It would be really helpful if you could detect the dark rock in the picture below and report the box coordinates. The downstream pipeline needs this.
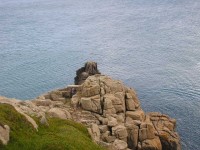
[74,61,101,85]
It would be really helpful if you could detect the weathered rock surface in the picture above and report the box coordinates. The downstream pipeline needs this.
[88,123,101,143]
[148,112,181,150]
[71,74,181,150]
[0,62,181,149]
[48,108,71,120]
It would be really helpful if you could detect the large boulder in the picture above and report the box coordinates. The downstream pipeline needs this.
[148,112,181,150]
[107,116,118,127]
[125,109,145,121]
[80,95,102,114]
[112,125,128,141]
[48,108,71,120]
[88,123,101,143]
[81,76,101,97]
[139,123,156,141]
[138,136,162,150]
[32,99,52,106]
[76,75,126,117]
[126,124,139,150]
[112,139,128,150]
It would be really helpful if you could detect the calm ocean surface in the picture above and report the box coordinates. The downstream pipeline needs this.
[0,0,200,149]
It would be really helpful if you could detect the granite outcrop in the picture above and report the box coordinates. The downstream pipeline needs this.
[0,62,181,150]
[71,74,181,150]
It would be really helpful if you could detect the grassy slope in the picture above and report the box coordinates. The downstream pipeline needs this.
[0,104,104,150]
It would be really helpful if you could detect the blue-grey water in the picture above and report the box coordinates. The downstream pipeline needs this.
[0,0,200,149]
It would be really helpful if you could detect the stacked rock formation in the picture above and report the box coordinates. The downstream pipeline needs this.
[74,61,101,85]
[0,62,181,149]
[71,74,181,150]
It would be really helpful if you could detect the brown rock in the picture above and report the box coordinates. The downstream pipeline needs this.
[50,91,63,101]
[114,105,125,113]
[113,139,128,150]
[102,131,116,143]
[48,108,71,120]
[116,114,125,123]
[80,95,101,114]
[81,86,100,97]
[125,98,136,111]
[89,123,101,143]
[102,118,109,125]
[126,109,145,121]
[103,94,125,115]
[138,136,162,150]
[125,89,140,109]
[71,94,80,108]
[104,97,114,110]
[148,112,181,150]
[106,136,116,143]
[33,99,52,106]
[126,124,139,150]
[114,92,125,101]
[139,123,156,141]
[99,125,109,133]
[100,76,124,94]
[112,125,128,141]
[103,108,116,116]
[108,116,118,127]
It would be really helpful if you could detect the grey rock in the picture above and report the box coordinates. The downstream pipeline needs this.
[0,125,10,145]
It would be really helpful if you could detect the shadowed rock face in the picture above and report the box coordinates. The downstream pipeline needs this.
[74,62,101,85]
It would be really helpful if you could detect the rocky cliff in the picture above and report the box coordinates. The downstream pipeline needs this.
[0,62,181,150]
[71,74,181,150]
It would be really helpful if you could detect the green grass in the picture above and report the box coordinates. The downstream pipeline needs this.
[0,104,104,150]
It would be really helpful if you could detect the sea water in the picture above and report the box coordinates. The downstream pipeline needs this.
[0,0,200,149]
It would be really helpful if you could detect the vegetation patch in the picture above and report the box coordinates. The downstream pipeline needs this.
[0,103,104,150]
